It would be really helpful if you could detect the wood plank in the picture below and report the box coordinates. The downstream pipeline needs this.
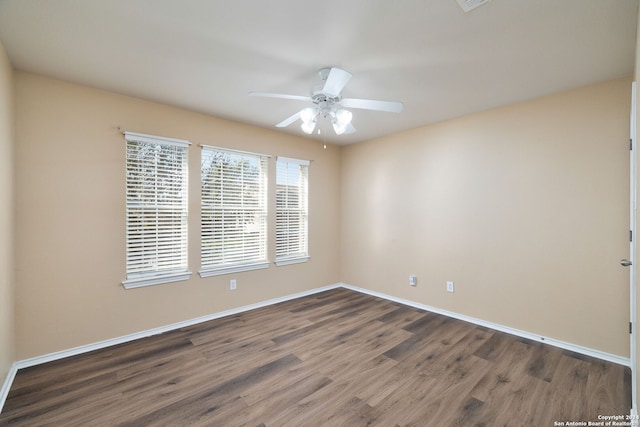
[0,288,630,426]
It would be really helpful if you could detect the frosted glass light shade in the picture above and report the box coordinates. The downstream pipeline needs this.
[332,109,352,135]
[300,107,317,124]
[301,120,316,134]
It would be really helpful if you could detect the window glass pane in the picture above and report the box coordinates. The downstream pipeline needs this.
[201,147,268,274]
[276,158,309,262]
[125,135,189,281]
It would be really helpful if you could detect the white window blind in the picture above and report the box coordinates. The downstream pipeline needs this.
[275,157,309,265]
[200,146,269,276]
[123,132,191,289]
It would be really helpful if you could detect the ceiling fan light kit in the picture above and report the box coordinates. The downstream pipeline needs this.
[250,67,403,137]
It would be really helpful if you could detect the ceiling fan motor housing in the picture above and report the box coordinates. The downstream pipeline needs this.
[311,87,340,109]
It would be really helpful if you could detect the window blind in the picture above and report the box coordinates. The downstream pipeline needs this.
[123,132,190,288]
[275,157,309,265]
[200,146,269,276]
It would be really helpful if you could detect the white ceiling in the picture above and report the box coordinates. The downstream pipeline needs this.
[0,0,637,145]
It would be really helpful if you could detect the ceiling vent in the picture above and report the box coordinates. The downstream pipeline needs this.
[456,0,491,12]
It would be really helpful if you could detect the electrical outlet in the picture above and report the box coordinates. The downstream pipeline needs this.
[230,279,237,290]
[409,275,417,286]
[447,281,454,293]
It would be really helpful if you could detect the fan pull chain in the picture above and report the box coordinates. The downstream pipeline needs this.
[319,125,327,149]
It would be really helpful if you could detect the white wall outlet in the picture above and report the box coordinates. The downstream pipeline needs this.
[409,275,417,286]
[230,279,237,290]
[447,281,454,293]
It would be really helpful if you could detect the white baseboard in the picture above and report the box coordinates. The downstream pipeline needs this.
[14,283,342,371]
[0,281,631,415]
[0,283,342,414]
[340,282,631,367]
[0,363,17,415]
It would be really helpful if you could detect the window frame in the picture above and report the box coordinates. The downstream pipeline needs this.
[122,132,192,289]
[199,145,270,277]
[275,156,310,266]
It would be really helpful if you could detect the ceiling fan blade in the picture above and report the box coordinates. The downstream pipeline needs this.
[341,98,403,113]
[249,92,311,102]
[322,68,352,97]
[276,111,303,128]
[344,123,357,135]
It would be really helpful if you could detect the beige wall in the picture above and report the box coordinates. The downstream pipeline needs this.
[13,72,341,359]
[0,40,15,385]
[341,76,632,357]
[8,67,634,365]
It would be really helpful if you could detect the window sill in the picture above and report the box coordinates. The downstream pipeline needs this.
[199,262,270,278]
[122,271,192,289]
[275,256,309,267]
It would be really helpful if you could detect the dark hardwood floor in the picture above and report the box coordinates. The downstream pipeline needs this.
[0,288,631,426]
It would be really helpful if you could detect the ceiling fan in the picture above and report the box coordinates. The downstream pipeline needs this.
[249,67,403,136]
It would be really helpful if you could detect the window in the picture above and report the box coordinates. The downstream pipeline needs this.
[122,132,191,289]
[276,157,309,265]
[200,146,269,276]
